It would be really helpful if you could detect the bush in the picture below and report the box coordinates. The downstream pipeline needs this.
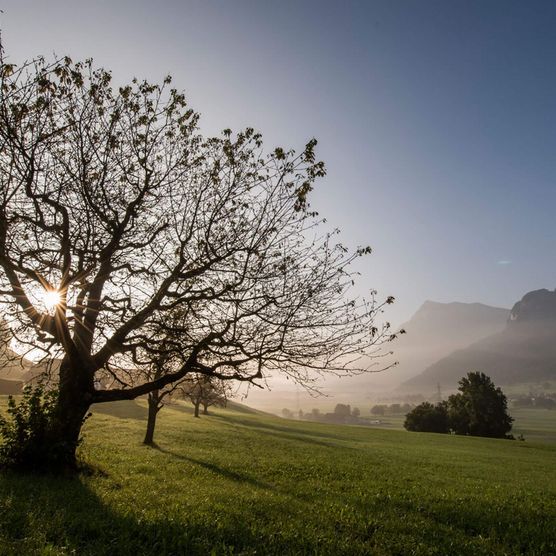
[404,402,449,433]
[0,384,58,471]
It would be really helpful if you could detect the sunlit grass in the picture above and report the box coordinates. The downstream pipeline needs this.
[0,399,555,555]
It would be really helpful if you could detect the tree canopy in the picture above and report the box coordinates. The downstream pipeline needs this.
[404,372,513,439]
[0,50,398,469]
[447,372,513,438]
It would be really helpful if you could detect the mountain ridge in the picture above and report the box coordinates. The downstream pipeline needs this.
[402,288,556,391]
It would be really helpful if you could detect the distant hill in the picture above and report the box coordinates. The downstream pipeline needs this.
[0,322,34,385]
[333,300,510,394]
[0,378,23,395]
[0,317,60,392]
[402,289,556,391]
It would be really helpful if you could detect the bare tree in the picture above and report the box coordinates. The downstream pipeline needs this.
[138,342,186,446]
[0,51,400,470]
[178,374,232,418]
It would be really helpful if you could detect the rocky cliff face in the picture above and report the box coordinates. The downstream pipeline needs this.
[509,288,556,324]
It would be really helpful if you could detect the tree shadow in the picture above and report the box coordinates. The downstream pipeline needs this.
[0,469,312,555]
[151,445,275,491]
[90,400,195,422]
[213,413,359,447]
[90,400,148,421]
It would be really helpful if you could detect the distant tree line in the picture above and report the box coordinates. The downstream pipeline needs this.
[282,402,421,424]
[282,404,363,425]
[404,372,514,439]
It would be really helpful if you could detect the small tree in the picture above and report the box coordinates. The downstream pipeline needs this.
[448,372,513,438]
[403,402,449,433]
[178,374,231,418]
[140,356,186,445]
[311,408,321,420]
[334,404,351,418]
[370,404,386,416]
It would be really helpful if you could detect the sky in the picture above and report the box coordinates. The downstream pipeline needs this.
[2,0,556,328]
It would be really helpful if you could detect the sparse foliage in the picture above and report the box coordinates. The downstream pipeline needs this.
[0,48,397,469]
[177,374,231,417]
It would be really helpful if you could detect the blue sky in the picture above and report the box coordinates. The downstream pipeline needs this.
[2,0,556,326]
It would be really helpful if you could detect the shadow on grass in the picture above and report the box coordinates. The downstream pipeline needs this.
[151,444,275,491]
[90,400,196,421]
[0,470,309,556]
[213,413,359,447]
[363,490,556,555]
[90,400,148,421]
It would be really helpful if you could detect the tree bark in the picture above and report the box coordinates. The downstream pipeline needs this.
[194,401,200,418]
[46,356,94,470]
[143,390,160,445]
[202,402,209,415]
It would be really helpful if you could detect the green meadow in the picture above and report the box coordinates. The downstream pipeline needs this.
[0,398,555,555]
[360,406,556,444]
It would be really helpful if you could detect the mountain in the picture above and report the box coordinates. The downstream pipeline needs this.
[333,300,510,394]
[402,289,556,391]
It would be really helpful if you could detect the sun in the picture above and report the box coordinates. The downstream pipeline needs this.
[43,290,61,311]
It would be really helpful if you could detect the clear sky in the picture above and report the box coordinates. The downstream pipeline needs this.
[2,0,556,326]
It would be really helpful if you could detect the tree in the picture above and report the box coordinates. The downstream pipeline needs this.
[310,408,321,420]
[177,374,231,418]
[334,404,352,418]
[447,372,513,438]
[139,341,187,445]
[403,402,449,433]
[404,373,514,439]
[370,404,386,416]
[281,408,294,419]
[0,50,399,471]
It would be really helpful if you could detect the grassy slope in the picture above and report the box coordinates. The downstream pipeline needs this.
[0,400,555,555]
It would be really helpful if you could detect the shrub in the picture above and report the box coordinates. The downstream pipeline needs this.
[404,402,449,433]
[0,384,59,471]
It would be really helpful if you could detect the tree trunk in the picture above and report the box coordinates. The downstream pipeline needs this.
[202,402,209,415]
[194,401,200,418]
[46,356,94,471]
[143,390,160,445]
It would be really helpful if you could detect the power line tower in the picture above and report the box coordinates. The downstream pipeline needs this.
[436,383,442,403]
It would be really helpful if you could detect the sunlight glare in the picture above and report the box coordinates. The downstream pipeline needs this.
[43,290,61,311]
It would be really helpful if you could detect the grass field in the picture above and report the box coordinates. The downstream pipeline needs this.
[356,406,556,444]
[0,398,555,555]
